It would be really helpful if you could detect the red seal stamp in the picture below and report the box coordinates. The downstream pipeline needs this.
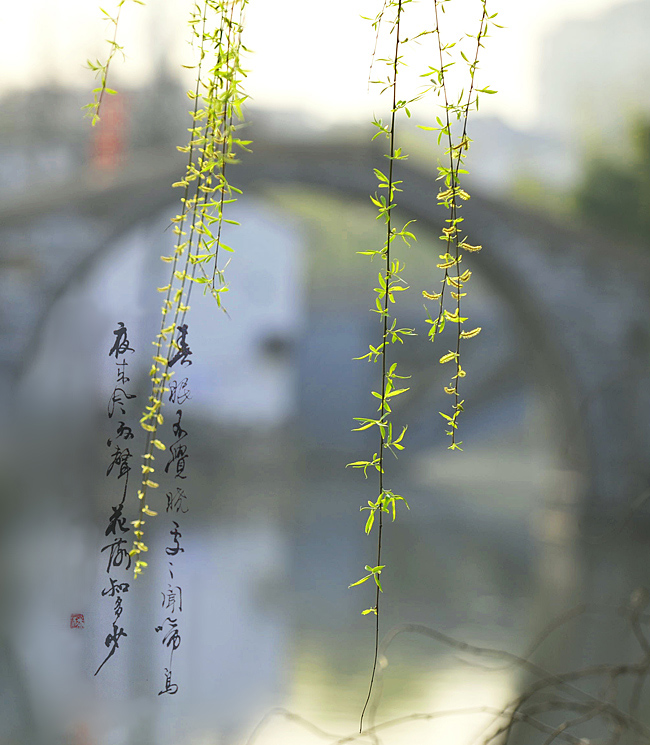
[70,613,85,629]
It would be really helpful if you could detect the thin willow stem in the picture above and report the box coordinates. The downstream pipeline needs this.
[359,0,402,732]
[129,0,211,570]
[428,0,489,448]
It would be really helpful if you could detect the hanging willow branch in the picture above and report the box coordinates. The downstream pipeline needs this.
[421,0,500,449]
[348,0,419,730]
[348,0,500,729]
[128,0,250,577]
[84,0,145,125]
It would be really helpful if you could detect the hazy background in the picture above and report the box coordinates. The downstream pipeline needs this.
[2,1,650,744]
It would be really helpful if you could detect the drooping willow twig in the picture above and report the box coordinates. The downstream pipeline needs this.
[422,0,499,449]
[128,0,250,576]
[84,0,145,125]
[348,0,418,731]
[349,0,498,728]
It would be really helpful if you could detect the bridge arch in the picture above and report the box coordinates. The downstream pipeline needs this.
[2,136,648,521]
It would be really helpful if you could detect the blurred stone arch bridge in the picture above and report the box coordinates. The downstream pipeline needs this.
[1,135,649,527]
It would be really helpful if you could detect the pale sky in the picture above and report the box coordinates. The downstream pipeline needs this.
[0,0,636,130]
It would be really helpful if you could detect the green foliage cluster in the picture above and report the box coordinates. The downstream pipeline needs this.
[575,119,650,246]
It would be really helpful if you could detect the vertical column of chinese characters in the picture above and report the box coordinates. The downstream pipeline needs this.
[156,324,192,696]
[96,322,137,676]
